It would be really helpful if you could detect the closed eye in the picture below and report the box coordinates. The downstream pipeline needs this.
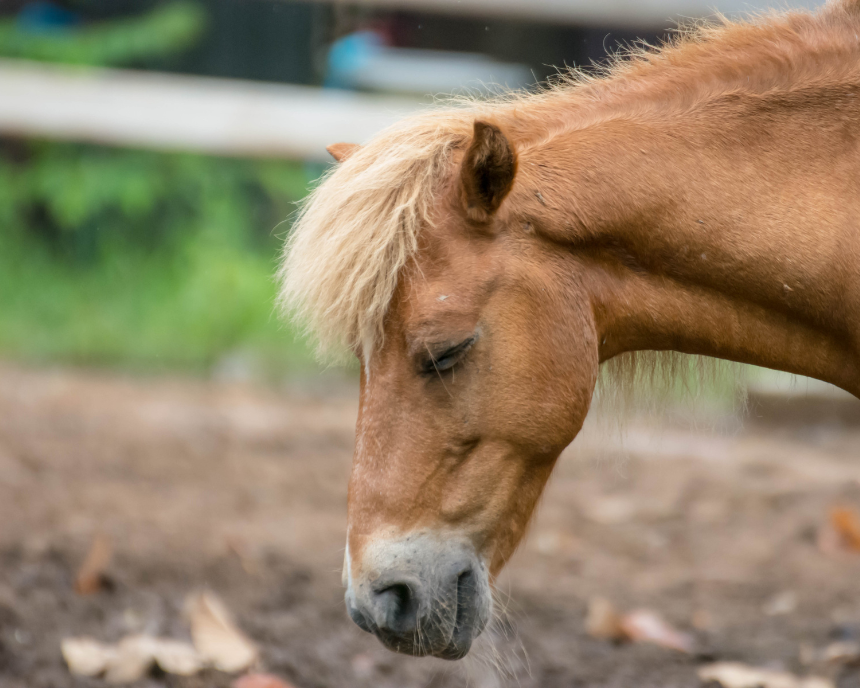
[420,336,476,376]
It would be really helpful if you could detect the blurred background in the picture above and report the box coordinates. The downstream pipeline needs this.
[3,2,860,688]
[0,0,826,378]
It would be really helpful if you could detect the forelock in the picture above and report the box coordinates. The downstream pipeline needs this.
[278,110,474,361]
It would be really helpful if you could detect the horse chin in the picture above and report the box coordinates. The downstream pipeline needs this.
[347,587,490,660]
[373,609,487,660]
[375,627,478,660]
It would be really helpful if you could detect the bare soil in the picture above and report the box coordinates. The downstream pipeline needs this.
[1,363,859,688]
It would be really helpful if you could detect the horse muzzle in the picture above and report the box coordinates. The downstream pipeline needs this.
[344,534,491,659]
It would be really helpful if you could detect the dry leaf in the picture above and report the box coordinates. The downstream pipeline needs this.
[586,597,624,641]
[830,506,860,552]
[61,637,116,677]
[62,635,203,682]
[233,673,296,688]
[585,598,694,653]
[619,609,695,653]
[74,534,113,595]
[821,640,860,664]
[698,662,835,688]
[151,638,204,676]
[104,635,158,684]
[189,592,258,672]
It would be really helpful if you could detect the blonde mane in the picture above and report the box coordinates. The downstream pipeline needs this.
[278,0,860,363]
[278,110,474,360]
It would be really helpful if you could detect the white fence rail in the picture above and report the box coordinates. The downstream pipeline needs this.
[0,59,423,162]
[300,0,823,27]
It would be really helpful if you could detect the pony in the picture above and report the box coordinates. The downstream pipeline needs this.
[280,0,860,659]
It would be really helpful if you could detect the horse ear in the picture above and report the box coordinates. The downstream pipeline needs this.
[459,120,517,223]
[326,142,360,163]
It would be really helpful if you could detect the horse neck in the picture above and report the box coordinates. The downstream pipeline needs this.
[513,85,860,396]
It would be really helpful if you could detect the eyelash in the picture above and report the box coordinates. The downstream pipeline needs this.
[421,337,476,376]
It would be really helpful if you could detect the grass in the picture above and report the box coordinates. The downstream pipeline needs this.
[0,229,316,378]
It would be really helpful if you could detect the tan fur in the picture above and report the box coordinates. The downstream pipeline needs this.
[284,2,860,657]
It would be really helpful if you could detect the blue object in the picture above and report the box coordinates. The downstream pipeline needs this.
[16,1,80,33]
[325,30,385,90]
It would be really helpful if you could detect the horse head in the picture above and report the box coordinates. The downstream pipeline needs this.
[282,117,600,658]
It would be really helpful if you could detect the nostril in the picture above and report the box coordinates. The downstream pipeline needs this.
[454,569,476,634]
[457,569,474,594]
[346,599,373,634]
[375,582,420,635]
[381,582,410,608]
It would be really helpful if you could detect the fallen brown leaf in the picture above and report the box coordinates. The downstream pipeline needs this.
[62,635,203,682]
[830,506,860,552]
[233,673,296,688]
[74,534,113,595]
[585,597,624,641]
[103,635,157,684]
[619,609,694,653]
[698,662,834,688]
[821,640,860,664]
[189,592,258,672]
[151,638,204,676]
[61,637,115,677]
[585,598,694,652]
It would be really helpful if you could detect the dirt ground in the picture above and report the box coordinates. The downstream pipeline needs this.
[1,362,859,688]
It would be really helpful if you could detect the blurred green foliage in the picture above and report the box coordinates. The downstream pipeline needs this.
[0,1,318,375]
[0,2,206,66]
[0,140,316,374]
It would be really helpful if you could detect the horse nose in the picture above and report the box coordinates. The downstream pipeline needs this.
[371,577,422,635]
[344,536,490,658]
